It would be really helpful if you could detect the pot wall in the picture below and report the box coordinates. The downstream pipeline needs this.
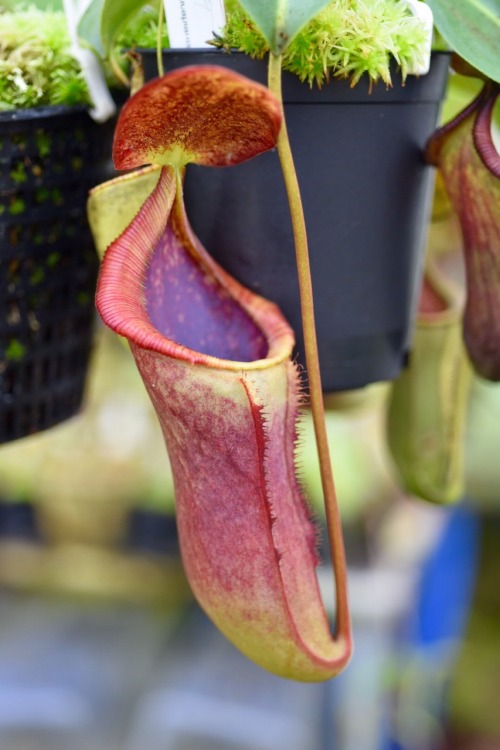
[143,51,450,392]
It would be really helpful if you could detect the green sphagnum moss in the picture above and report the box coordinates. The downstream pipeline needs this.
[0,9,91,110]
[117,4,170,51]
[216,0,430,87]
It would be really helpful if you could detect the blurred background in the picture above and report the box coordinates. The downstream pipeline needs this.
[0,212,499,750]
[1,5,500,747]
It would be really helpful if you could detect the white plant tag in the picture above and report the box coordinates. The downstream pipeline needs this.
[401,0,434,75]
[163,0,226,48]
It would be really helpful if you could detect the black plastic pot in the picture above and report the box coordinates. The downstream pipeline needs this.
[0,105,115,443]
[0,499,41,542]
[142,50,450,392]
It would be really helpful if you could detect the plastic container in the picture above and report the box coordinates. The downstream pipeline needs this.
[0,105,115,442]
[142,50,450,391]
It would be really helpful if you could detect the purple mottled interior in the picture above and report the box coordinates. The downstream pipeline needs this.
[145,224,268,362]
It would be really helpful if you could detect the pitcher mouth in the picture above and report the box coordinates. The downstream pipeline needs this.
[96,166,296,372]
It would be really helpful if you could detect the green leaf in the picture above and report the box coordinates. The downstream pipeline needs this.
[78,0,153,58]
[236,0,331,54]
[426,0,500,82]
[78,0,105,56]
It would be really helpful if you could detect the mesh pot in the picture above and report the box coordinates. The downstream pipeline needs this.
[0,105,115,443]
[142,50,450,392]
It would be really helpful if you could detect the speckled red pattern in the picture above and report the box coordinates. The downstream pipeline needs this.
[95,166,349,681]
[113,65,282,170]
[426,84,500,380]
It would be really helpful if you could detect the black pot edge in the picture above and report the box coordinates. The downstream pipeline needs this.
[0,88,127,124]
[139,48,451,104]
[0,104,91,123]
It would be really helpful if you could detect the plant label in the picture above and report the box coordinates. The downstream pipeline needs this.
[163,0,226,48]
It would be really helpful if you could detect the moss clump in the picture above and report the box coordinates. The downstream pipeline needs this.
[216,0,430,87]
[116,4,170,51]
[0,9,90,110]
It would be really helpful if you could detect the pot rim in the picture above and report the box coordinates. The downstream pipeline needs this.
[138,49,451,104]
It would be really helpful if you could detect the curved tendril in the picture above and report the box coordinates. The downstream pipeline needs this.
[156,0,165,78]
[267,51,352,658]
